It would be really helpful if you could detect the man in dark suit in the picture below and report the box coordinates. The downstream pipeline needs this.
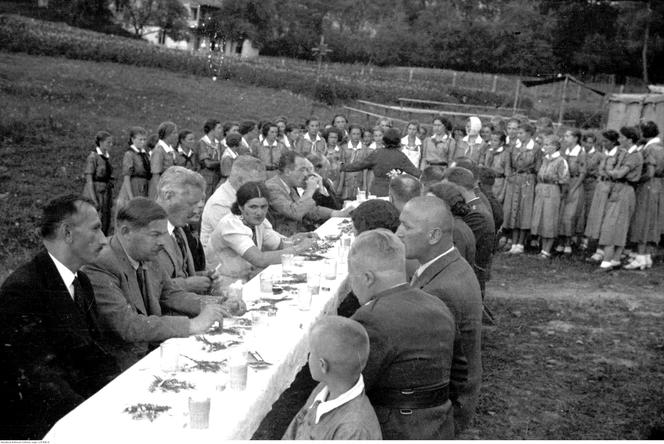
[0,195,120,439]
[154,166,219,294]
[84,198,232,370]
[397,196,483,434]
[349,229,463,439]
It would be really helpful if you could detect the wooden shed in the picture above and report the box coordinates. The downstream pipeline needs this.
[607,93,664,131]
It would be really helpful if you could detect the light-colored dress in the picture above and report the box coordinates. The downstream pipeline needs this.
[581,147,604,234]
[205,213,283,288]
[559,144,587,236]
[531,152,569,238]
[584,147,622,239]
[503,139,539,230]
[629,137,664,243]
[598,146,643,247]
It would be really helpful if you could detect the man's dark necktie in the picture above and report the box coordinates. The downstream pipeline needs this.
[173,227,190,276]
[136,262,150,314]
[73,276,87,313]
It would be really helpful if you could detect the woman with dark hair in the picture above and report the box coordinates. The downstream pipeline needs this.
[401,120,423,168]
[253,122,288,178]
[149,121,178,199]
[625,121,663,269]
[590,127,644,270]
[422,116,453,168]
[331,114,349,143]
[198,119,223,200]
[340,128,421,197]
[558,128,586,254]
[585,130,622,262]
[174,129,198,171]
[338,125,370,200]
[116,126,150,215]
[83,130,114,234]
[323,127,344,188]
[205,181,315,288]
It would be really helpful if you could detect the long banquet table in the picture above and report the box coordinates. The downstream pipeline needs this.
[45,217,354,443]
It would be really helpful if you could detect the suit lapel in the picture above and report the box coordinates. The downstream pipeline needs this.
[162,234,182,275]
[412,249,461,289]
[109,237,148,315]
[176,227,196,276]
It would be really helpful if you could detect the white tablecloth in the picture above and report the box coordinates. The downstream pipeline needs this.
[45,218,354,443]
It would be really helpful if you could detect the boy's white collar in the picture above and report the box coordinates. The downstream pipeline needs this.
[311,375,365,424]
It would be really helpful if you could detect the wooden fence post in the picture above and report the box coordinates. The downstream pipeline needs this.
[452,72,457,87]
[513,78,521,114]
[492,75,498,93]
[557,75,570,127]
[409,68,413,83]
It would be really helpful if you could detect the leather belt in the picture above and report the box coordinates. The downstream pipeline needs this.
[427,161,447,166]
[369,382,449,410]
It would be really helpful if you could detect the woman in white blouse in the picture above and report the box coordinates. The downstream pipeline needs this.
[205,181,315,288]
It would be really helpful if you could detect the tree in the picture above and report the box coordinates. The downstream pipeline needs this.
[200,0,276,49]
[114,0,189,42]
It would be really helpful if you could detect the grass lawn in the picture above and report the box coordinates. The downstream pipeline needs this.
[1,51,663,440]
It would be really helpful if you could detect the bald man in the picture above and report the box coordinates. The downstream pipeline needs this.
[283,316,381,440]
[396,196,482,434]
[388,173,422,212]
[349,230,461,439]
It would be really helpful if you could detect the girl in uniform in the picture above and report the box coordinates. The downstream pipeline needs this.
[149,121,178,200]
[504,123,539,254]
[464,116,485,164]
[337,125,369,200]
[332,114,349,143]
[531,136,570,258]
[323,127,344,189]
[585,130,622,262]
[116,126,150,213]
[450,125,469,161]
[558,129,586,254]
[362,128,374,148]
[579,132,603,250]
[485,130,509,203]
[296,117,326,155]
[400,120,423,169]
[624,121,663,270]
[422,116,452,168]
[198,119,223,200]
[174,129,198,171]
[83,131,114,234]
[595,126,643,271]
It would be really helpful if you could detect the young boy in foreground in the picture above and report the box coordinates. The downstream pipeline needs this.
[282,316,382,440]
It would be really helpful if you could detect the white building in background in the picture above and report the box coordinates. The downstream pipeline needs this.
[132,0,259,57]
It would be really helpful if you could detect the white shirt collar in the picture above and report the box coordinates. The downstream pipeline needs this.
[280,135,291,148]
[369,142,378,150]
[492,145,504,153]
[565,144,582,157]
[262,138,277,147]
[201,135,214,145]
[546,151,561,160]
[167,220,176,236]
[157,139,174,153]
[348,140,362,150]
[130,144,146,154]
[241,136,250,148]
[587,146,596,155]
[223,147,238,159]
[48,252,77,299]
[401,135,422,146]
[413,246,455,282]
[304,133,322,143]
[628,144,639,154]
[95,147,109,158]
[462,134,483,144]
[645,136,661,148]
[178,146,193,156]
[523,139,535,150]
[311,375,365,424]
[607,146,618,157]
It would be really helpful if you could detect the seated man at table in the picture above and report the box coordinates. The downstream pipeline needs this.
[84,197,233,370]
[397,196,482,434]
[154,166,220,294]
[201,155,266,248]
[282,316,382,440]
[388,173,421,213]
[266,151,350,236]
[349,229,462,439]
[0,194,119,439]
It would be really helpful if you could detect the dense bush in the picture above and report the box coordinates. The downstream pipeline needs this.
[0,14,521,108]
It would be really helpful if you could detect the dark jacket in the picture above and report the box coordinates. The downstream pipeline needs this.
[462,209,495,288]
[0,250,119,439]
[410,249,483,434]
[352,283,461,439]
[342,148,421,197]
[453,216,476,268]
